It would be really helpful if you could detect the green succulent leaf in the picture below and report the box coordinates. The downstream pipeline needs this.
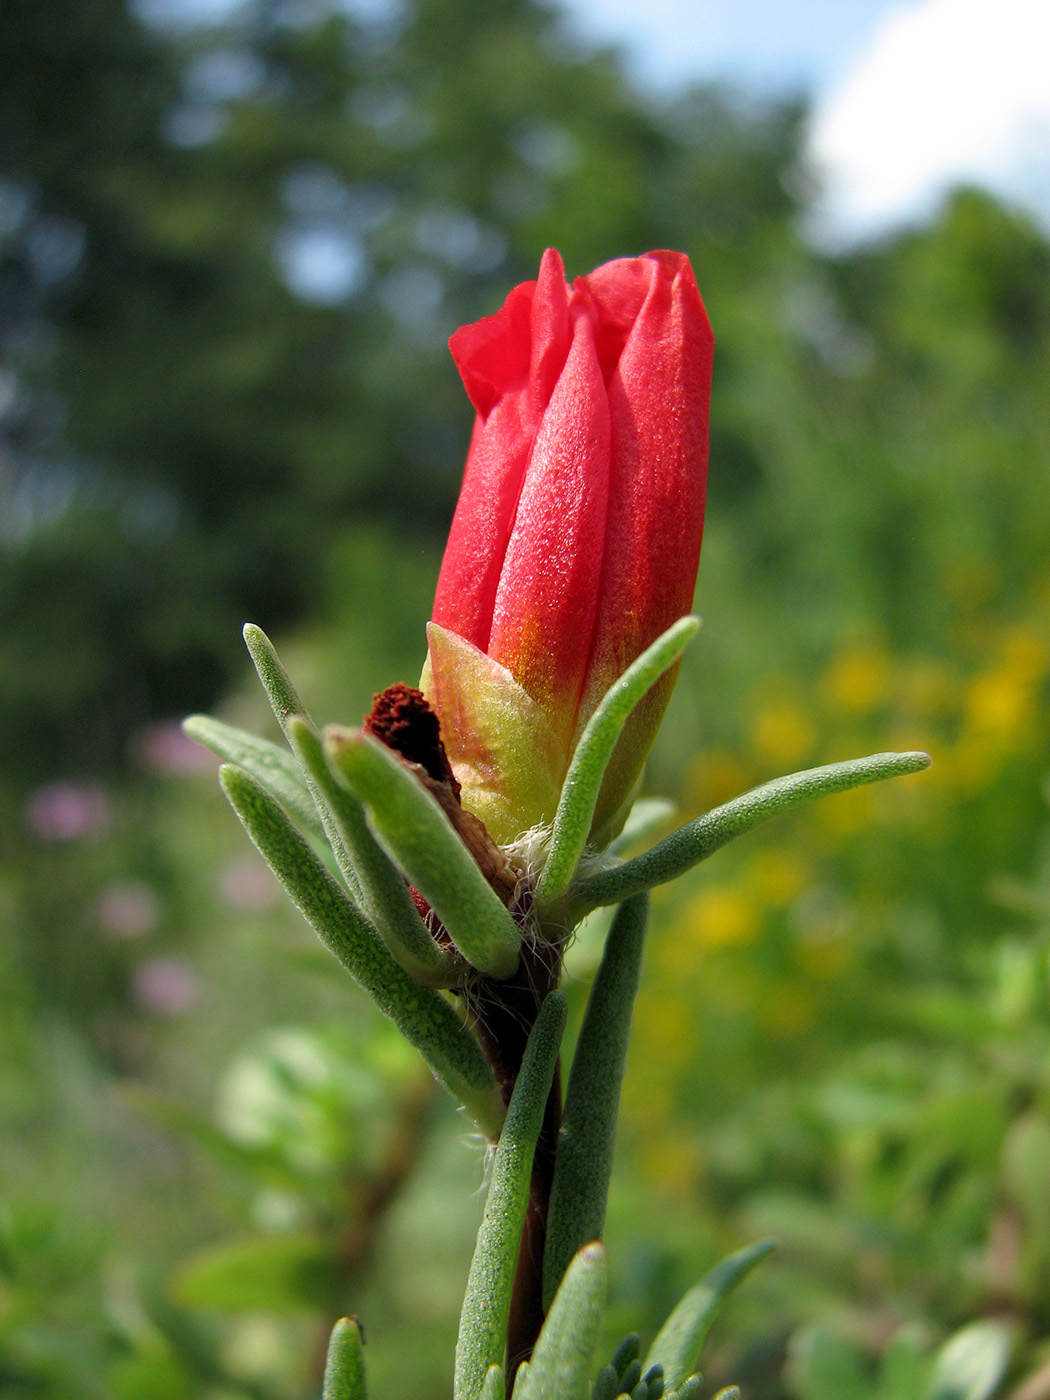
[480,1366,505,1400]
[243,621,309,722]
[710,1389,739,1400]
[182,713,322,837]
[455,993,567,1400]
[325,726,521,980]
[927,1320,1013,1400]
[218,763,503,1138]
[666,1377,701,1400]
[535,618,700,912]
[242,622,364,901]
[642,1238,776,1390]
[544,894,649,1307]
[572,752,931,917]
[287,716,461,988]
[514,1242,608,1400]
[323,1317,367,1400]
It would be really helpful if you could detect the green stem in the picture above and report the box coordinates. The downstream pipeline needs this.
[543,894,649,1307]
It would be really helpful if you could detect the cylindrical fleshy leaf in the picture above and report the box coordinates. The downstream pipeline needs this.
[432,248,712,842]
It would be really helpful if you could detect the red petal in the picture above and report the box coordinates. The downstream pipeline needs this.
[579,252,713,728]
[487,310,611,746]
[434,250,571,653]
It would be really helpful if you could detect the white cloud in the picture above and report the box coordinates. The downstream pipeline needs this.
[807,0,1050,243]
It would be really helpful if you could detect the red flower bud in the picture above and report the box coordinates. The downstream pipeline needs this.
[425,248,712,846]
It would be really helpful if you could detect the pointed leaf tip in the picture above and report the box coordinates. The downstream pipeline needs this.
[572,750,933,916]
[323,1316,367,1400]
[643,1239,775,1390]
[242,622,307,723]
[480,1366,505,1400]
[326,726,521,981]
[183,713,322,836]
[286,716,461,988]
[515,1242,608,1400]
[536,617,700,912]
[217,762,502,1138]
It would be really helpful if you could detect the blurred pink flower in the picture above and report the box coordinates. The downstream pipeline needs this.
[221,855,280,911]
[133,958,198,1016]
[24,782,111,842]
[95,881,161,939]
[132,720,218,775]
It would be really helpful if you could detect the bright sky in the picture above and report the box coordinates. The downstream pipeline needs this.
[560,0,1050,243]
[146,0,1050,245]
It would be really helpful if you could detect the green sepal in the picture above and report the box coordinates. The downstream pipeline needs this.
[218,763,503,1139]
[642,1239,776,1390]
[423,623,566,846]
[182,713,322,837]
[572,751,932,918]
[513,1242,608,1400]
[535,618,700,913]
[286,717,461,989]
[323,1317,367,1400]
[543,894,649,1307]
[709,1388,739,1400]
[454,993,567,1400]
[325,726,521,981]
[480,1366,505,1400]
[242,623,363,901]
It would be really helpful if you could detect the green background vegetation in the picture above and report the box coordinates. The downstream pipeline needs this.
[3,0,1050,1395]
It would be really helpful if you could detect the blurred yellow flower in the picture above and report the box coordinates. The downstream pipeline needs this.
[687,749,753,811]
[821,643,891,714]
[817,783,873,838]
[640,1131,703,1198]
[750,848,811,908]
[940,736,999,793]
[623,1063,674,1133]
[750,697,815,768]
[684,885,761,950]
[1001,627,1050,684]
[966,666,1036,739]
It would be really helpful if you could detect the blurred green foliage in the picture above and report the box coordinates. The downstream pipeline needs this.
[3,0,1050,1396]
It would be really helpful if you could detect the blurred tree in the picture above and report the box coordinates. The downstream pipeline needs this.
[0,0,811,783]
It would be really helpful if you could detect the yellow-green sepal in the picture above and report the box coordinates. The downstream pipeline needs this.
[422,623,565,846]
